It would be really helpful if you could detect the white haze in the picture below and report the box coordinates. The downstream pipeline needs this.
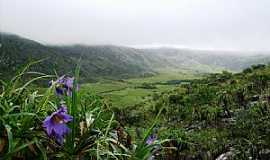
[1,0,270,52]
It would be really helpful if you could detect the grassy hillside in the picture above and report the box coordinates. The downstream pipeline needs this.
[51,45,155,80]
[1,55,270,159]
[2,32,270,83]
[141,48,270,72]
[113,64,270,159]
[0,33,154,81]
[0,33,76,79]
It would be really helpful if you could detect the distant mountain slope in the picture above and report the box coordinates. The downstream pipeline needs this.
[140,48,270,72]
[0,33,77,79]
[1,33,270,81]
[51,45,160,80]
[0,33,154,81]
[139,48,226,73]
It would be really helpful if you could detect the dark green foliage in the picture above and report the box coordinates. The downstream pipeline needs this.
[137,83,157,89]
[116,64,270,159]
[165,80,182,85]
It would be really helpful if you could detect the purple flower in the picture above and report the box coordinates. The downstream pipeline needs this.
[56,87,64,95]
[64,77,74,96]
[146,134,157,145]
[64,77,74,89]
[43,105,73,144]
[51,75,78,96]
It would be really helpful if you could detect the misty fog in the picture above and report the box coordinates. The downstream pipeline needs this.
[1,0,270,52]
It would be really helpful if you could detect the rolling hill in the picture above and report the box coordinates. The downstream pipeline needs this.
[1,32,270,81]
[0,33,154,81]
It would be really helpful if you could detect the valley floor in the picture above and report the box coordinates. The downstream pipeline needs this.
[81,72,198,108]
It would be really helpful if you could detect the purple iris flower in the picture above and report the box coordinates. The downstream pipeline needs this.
[64,77,74,89]
[50,75,78,96]
[146,134,157,145]
[43,105,73,144]
[56,87,64,95]
[64,77,74,96]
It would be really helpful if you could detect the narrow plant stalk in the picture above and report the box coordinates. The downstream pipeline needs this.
[70,60,81,152]
[71,81,77,149]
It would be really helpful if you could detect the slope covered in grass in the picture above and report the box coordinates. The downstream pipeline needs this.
[2,32,270,82]
[114,64,270,159]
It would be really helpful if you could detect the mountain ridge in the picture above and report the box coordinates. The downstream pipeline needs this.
[1,32,270,81]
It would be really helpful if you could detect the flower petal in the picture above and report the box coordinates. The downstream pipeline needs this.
[56,87,64,95]
[58,105,68,113]
[65,77,74,89]
[53,123,71,136]
[61,113,73,123]
[55,134,64,145]
[43,116,54,136]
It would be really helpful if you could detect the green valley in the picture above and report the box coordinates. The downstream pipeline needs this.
[81,72,197,108]
[2,1,270,159]
[1,33,270,160]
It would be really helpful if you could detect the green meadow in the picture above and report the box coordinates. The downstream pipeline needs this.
[81,72,198,108]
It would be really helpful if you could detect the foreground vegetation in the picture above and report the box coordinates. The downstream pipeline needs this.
[0,63,166,159]
[1,63,270,159]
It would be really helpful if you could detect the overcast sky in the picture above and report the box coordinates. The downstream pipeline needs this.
[1,0,270,51]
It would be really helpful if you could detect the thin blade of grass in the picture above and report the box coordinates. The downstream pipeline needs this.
[5,124,13,153]
[4,140,36,158]
[35,138,48,160]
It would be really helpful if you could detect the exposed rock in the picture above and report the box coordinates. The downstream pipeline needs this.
[215,151,233,160]
[259,149,270,160]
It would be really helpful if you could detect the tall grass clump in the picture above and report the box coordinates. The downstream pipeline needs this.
[0,62,165,160]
